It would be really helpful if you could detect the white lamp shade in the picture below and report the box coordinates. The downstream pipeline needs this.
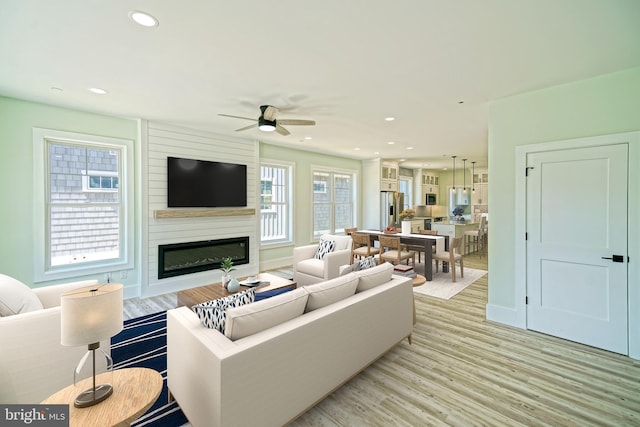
[61,283,123,346]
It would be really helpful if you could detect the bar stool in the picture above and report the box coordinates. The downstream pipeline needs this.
[464,216,486,256]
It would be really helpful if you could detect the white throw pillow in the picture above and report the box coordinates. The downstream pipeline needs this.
[0,274,43,317]
[354,262,394,292]
[321,233,352,251]
[224,287,309,340]
[304,273,359,312]
[314,238,335,260]
[192,288,255,333]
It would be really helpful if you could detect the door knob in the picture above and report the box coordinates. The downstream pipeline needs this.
[601,255,624,263]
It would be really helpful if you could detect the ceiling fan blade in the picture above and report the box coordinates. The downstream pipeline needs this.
[277,119,316,126]
[262,105,278,121]
[235,123,258,132]
[275,124,290,136]
[218,113,257,121]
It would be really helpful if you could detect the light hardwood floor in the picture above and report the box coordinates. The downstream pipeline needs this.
[124,251,640,426]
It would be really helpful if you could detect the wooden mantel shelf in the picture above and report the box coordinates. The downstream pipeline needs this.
[154,207,256,219]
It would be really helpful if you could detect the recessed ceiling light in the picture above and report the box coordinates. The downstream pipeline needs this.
[385,117,396,121]
[89,87,107,94]
[129,11,159,27]
[388,141,395,145]
[304,137,312,140]
[407,147,414,150]
[354,147,361,151]
[374,151,380,155]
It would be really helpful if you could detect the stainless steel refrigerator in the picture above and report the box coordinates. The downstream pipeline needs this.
[380,191,404,229]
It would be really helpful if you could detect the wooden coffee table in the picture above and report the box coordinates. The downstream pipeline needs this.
[177,272,297,308]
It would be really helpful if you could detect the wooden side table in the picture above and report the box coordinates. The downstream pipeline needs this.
[41,367,162,427]
[412,274,427,287]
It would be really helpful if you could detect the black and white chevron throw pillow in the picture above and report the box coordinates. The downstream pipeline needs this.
[193,288,256,332]
[314,238,335,260]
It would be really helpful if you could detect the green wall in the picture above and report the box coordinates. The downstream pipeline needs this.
[487,66,640,311]
[259,143,362,268]
[0,96,139,287]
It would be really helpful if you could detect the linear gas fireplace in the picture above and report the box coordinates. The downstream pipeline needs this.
[158,237,249,279]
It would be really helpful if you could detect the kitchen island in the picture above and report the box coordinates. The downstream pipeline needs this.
[431,221,480,239]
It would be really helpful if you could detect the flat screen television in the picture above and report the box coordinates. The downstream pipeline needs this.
[167,157,247,208]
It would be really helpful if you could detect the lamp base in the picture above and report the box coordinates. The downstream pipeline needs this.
[74,383,113,408]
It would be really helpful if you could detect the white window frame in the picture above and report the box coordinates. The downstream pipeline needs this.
[33,128,134,282]
[311,166,357,239]
[82,170,119,192]
[399,175,413,210]
[259,160,294,247]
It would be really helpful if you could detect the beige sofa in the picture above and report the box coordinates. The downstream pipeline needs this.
[0,276,109,403]
[167,263,413,427]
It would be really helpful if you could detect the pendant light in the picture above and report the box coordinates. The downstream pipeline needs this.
[451,155,457,192]
[462,159,467,193]
[471,161,476,193]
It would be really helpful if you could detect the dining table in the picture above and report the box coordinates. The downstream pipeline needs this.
[356,230,446,281]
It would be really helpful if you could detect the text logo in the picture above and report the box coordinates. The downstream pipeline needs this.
[1,405,68,426]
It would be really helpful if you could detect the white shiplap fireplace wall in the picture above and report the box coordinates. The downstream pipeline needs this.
[141,121,259,298]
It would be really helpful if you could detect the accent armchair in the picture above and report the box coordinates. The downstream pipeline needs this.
[293,234,353,286]
[0,274,108,403]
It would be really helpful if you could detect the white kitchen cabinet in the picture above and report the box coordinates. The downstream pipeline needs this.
[381,161,398,191]
[420,170,439,205]
[472,170,489,207]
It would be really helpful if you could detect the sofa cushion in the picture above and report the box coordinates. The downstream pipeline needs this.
[304,273,359,312]
[296,258,325,277]
[354,262,394,292]
[0,274,43,317]
[321,233,351,251]
[314,238,335,260]
[192,288,256,333]
[224,287,309,340]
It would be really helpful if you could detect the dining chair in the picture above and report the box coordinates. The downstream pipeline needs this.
[405,229,438,263]
[379,235,415,266]
[350,233,380,263]
[432,236,464,282]
[344,227,358,236]
[464,216,486,256]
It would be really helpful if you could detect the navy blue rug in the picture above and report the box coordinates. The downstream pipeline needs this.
[111,311,188,427]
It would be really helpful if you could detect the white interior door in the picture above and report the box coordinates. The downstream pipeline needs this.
[526,144,628,354]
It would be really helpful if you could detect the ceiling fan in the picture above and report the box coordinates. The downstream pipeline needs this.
[218,105,316,136]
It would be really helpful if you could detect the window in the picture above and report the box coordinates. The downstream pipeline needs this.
[399,176,413,210]
[84,172,119,191]
[312,168,356,238]
[260,161,293,245]
[33,128,134,281]
[260,179,273,211]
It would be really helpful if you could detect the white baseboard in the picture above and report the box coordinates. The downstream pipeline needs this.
[486,303,526,329]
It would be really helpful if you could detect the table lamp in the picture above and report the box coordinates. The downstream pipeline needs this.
[61,283,123,408]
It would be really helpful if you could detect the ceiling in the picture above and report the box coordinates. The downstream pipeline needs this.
[1,1,639,170]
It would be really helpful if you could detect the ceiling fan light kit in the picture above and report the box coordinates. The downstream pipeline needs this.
[258,116,276,132]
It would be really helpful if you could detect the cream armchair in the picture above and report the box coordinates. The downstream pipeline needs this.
[293,234,353,286]
[0,275,108,403]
